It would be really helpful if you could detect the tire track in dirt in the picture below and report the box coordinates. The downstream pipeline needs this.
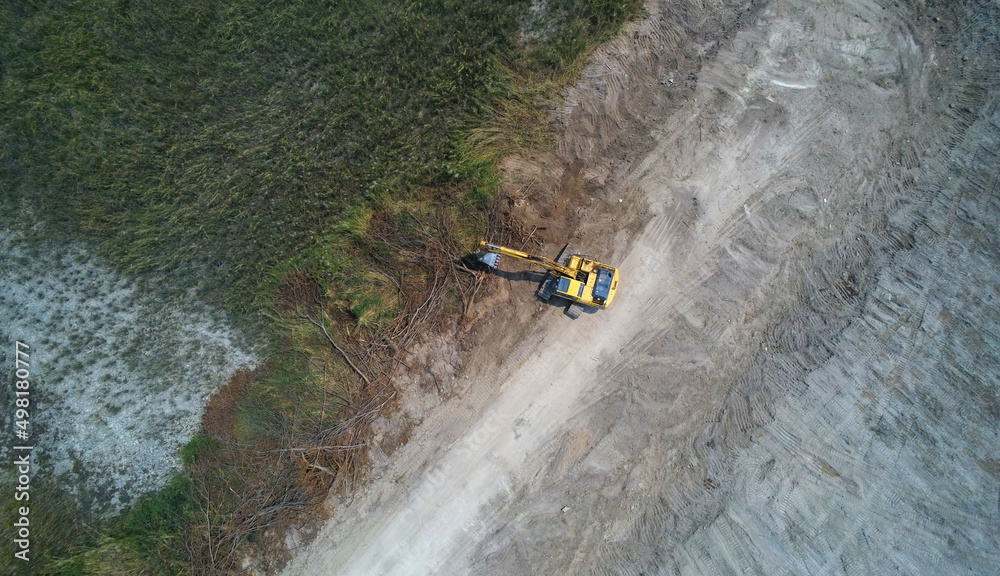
[463,1,1000,574]
[612,9,1000,576]
[284,0,1000,574]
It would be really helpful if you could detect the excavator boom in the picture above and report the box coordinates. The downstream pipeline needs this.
[477,241,576,278]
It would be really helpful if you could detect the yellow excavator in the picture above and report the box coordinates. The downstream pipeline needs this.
[475,240,619,318]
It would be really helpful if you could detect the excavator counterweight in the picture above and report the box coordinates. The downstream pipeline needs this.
[475,241,620,312]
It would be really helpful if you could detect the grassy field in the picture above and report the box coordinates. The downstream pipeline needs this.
[1,0,641,572]
[5,0,516,313]
[2,0,638,315]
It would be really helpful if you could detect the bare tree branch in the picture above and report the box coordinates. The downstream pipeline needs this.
[297,304,371,386]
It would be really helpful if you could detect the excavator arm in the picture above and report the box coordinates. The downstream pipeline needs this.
[476,241,577,278]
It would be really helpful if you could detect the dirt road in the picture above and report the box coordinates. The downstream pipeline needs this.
[283,0,1000,573]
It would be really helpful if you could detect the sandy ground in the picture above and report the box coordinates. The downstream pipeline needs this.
[282,0,1000,573]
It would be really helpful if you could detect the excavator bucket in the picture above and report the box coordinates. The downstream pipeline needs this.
[477,251,500,269]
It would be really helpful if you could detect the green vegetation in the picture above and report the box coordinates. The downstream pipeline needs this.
[110,475,194,573]
[0,473,95,574]
[1,0,641,573]
[2,0,641,316]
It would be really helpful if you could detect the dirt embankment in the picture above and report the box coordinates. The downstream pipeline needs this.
[283,0,1000,574]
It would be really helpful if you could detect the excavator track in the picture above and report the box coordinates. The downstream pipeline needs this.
[556,243,579,266]
[564,303,584,319]
[538,276,557,301]
[538,243,577,302]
